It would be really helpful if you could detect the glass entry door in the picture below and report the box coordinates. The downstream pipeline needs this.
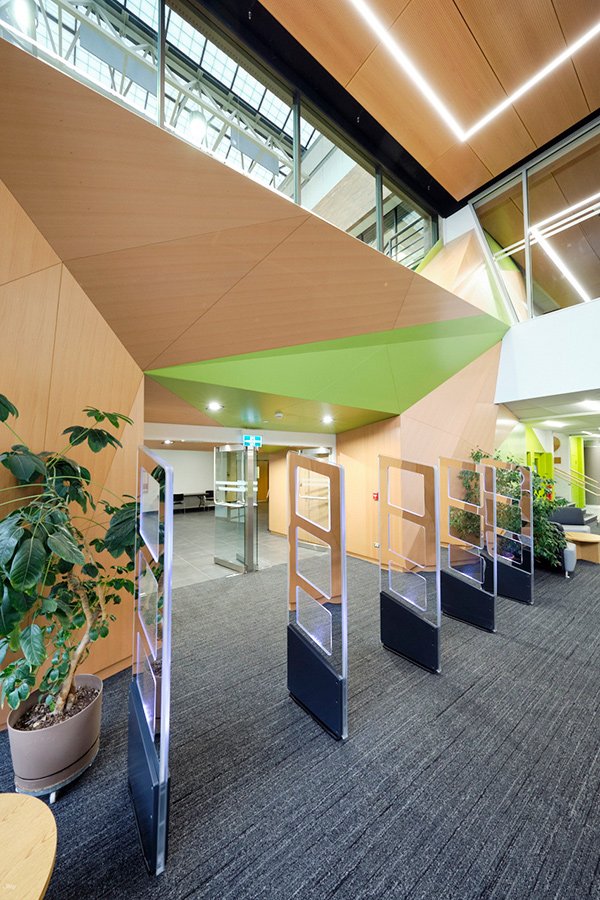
[214,446,257,573]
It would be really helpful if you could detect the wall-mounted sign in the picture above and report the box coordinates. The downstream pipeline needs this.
[243,434,262,449]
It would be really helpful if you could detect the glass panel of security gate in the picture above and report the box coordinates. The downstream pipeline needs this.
[486,460,534,604]
[439,457,497,632]
[379,456,440,673]
[128,447,173,875]
[287,452,347,740]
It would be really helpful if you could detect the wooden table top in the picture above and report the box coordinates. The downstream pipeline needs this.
[0,793,57,899]
[565,532,600,543]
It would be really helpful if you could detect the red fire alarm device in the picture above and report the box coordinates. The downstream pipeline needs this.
[373,492,379,501]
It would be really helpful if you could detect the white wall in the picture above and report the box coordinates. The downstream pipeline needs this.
[496,298,600,403]
[156,449,213,494]
[441,205,478,243]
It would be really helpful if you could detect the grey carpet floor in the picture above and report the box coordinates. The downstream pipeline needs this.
[1,557,600,899]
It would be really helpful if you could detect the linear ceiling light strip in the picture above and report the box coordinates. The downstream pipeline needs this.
[530,227,591,302]
[345,0,600,141]
[494,202,600,260]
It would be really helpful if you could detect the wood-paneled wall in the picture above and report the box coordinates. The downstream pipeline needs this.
[267,342,502,562]
[336,346,503,563]
[268,452,288,537]
[0,179,143,727]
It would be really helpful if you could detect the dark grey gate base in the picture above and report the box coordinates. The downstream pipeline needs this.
[497,564,532,604]
[441,570,496,632]
[380,590,441,673]
[128,683,170,875]
[482,551,533,604]
[287,625,346,740]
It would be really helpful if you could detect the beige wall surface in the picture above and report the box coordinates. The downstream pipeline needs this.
[337,345,503,562]
[266,346,503,564]
[0,180,143,727]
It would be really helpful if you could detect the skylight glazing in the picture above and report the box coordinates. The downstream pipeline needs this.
[0,0,432,271]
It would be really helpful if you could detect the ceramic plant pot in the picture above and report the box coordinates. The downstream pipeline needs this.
[7,673,103,796]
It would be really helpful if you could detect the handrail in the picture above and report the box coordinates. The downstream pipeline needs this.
[555,466,598,485]
[554,467,600,498]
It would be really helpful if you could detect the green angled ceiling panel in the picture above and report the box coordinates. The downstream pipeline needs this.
[149,375,395,432]
[385,328,505,413]
[148,313,508,432]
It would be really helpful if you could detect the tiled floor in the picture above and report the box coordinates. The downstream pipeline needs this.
[172,503,293,588]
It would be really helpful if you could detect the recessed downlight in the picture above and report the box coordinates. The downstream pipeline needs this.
[322,415,333,424]
[162,439,173,444]
[207,401,223,412]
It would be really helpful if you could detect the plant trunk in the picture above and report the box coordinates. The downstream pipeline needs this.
[54,581,97,715]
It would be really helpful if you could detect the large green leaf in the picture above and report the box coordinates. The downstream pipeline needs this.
[5,583,35,615]
[103,503,137,558]
[9,537,46,590]
[8,623,21,651]
[0,517,22,565]
[20,624,46,667]
[47,531,85,566]
[0,395,18,422]
[0,637,8,667]
[10,448,46,475]
[1,452,36,482]
[0,587,21,638]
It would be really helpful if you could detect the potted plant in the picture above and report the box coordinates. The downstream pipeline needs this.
[467,448,567,569]
[0,394,136,795]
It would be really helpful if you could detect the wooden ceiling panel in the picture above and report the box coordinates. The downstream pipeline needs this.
[148,216,417,367]
[0,39,305,262]
[553,0,600,111]
[144,377,220,426]
[426,144,492,200]
[148,216,482,369]
[390,0,511,124]
[346,43,455,171]
[263,0,600,199]
[456,0,586,98]
[66,215,309,370]
[467,112,536,181]
[511,67,590,147]
[571,42,600,113]
[259,0,408,88]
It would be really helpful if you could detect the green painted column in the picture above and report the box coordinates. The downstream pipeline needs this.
[570,436,585,507]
